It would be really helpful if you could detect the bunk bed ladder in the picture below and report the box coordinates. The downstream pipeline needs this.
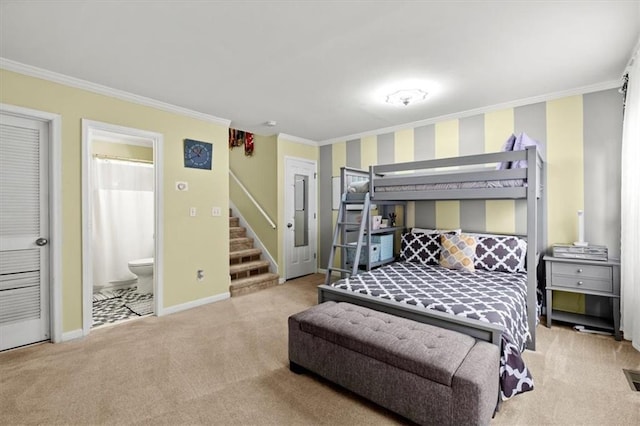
[324,192,371,285]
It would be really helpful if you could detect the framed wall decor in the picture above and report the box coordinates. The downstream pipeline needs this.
[183,139,213,170]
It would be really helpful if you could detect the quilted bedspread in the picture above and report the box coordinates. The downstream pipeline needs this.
[330,261,534,399]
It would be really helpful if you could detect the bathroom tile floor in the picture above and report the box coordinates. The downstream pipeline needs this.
[92,287,153,328]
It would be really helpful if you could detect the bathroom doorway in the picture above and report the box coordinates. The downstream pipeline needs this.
[81,120,164,335]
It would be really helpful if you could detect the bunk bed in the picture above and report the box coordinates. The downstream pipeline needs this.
[319,144,546,400]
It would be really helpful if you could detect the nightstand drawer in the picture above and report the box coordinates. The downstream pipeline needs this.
[551,263,612,280]
[551,275,613,292]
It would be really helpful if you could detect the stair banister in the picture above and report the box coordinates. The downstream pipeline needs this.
[229,169,277,229]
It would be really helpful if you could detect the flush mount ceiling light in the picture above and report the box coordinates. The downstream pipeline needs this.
[385,88,429,106]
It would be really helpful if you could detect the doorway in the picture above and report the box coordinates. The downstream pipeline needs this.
[81,120,163,335]
[0,104,62,351]
[284,157,317,280]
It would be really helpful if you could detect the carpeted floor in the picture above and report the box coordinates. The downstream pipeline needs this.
[1,273,639,425]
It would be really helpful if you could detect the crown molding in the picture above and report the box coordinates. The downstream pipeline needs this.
[277,133,318,146]
[624,36,640,72]
[0,58,231,127]
[318,79,623,146]
[1,57,622,145]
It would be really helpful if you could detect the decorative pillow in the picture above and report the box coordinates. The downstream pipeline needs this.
[439,234,477,272]
[347,180,369,193]
[400,232,442,265]
[517,239,528,272]
[474,235,526,273]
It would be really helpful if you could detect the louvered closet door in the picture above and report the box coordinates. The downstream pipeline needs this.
[0,113,49,351]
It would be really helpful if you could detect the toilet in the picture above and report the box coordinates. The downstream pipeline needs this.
[128,258,154,294]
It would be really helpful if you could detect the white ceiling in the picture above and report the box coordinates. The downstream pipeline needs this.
[1,1,639,143]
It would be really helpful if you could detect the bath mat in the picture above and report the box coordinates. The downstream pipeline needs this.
[125,299,153,316]
[92,290,121,302]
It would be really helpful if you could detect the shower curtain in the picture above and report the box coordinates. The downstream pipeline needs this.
[92,158,154,289]
[621,41,640,351]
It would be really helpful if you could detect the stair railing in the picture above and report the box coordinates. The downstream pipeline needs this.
[229,169,277,229]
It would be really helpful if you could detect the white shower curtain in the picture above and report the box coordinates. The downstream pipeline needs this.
[92,158,154,289]
[620,41,640,351]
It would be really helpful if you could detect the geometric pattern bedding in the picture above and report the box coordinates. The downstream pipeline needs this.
[330,261,534,399]
[400,232,443,265]
[474,235,526,273]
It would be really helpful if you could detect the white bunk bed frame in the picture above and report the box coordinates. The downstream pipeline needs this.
[319,145,546,350]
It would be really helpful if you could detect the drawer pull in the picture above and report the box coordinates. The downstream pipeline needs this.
[577,268,583,273]
[577,281,584,286]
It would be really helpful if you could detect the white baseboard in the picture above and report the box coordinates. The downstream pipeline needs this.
[317,268,339,277]
[159,292,230,316]
[62,329,84,342]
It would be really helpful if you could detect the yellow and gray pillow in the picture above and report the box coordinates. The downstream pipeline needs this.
[439,234,478,272]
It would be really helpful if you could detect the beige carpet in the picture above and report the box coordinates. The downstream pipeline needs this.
[1,273,638,425]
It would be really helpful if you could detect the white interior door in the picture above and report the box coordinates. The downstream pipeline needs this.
[285,158,317,280]
[0,113,50,351]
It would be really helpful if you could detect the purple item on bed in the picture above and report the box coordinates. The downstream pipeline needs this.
[496,133,516,170]
[511,132,541,169]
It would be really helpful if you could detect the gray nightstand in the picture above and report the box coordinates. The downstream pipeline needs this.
[544,255,621,340]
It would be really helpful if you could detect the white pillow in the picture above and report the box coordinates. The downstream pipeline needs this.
[347,180,369,193]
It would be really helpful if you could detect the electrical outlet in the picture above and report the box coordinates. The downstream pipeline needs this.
[190,207,196,217]
[211,207,222,217]
[197,269,204,281]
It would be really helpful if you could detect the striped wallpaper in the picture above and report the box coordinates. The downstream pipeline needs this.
[319,89,622,313]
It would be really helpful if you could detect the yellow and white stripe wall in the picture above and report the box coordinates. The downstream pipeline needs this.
[319,89,622,314]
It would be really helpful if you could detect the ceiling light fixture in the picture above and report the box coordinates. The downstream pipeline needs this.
[264,120,277,127]
[385,88,428,106]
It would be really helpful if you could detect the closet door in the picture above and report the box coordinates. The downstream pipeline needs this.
[0,113,50,351]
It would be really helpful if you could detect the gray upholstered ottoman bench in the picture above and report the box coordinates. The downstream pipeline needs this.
[288,301,500,426]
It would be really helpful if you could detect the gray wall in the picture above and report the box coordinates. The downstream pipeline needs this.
[317,89,623,269]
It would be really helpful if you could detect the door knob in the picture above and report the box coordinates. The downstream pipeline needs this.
[35,238,48,246]
[287,223,293,228]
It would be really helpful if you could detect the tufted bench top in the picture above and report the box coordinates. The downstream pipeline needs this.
[292,301,477,387]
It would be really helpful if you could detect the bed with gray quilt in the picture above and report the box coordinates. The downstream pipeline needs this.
[320,260,534,400]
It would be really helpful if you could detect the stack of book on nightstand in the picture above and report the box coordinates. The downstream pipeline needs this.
[552,244,608,261]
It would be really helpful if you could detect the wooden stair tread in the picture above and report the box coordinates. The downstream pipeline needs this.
[230,259,270,274]
[230,272,279,286]
[230,227,247,238]
[230,237,252,242]
[229,248,262,259]
[229,273,279,296]
[230,237,254,250]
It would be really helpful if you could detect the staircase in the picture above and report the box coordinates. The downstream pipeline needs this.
[229,210,279,296]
